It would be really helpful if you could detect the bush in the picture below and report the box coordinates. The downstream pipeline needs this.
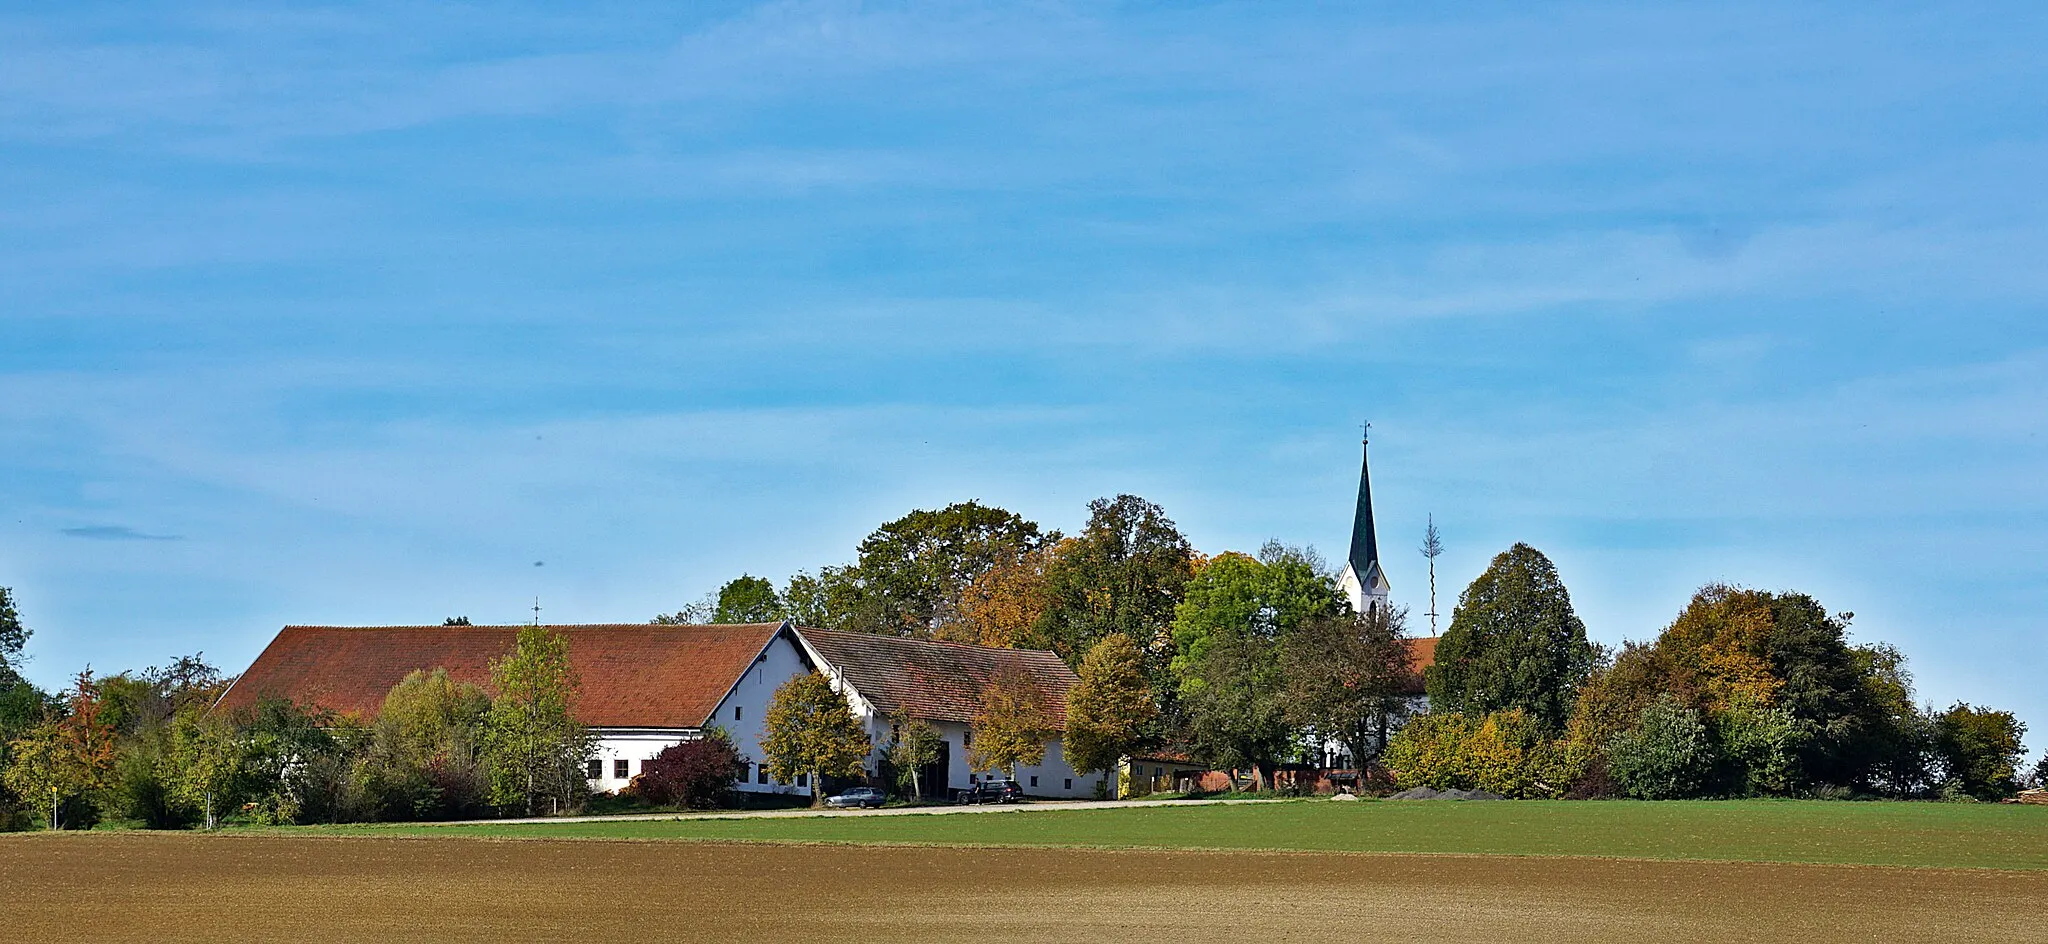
[629,732,746,810]
[1713,699,1806,796]
[1607,697,1716,799]
[1382,710,1579,799]
[1383,713,1478,791]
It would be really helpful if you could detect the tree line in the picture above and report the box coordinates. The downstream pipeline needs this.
[4,494,2042,827]
[656,500,2041,802]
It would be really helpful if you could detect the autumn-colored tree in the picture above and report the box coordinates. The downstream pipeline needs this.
[1063,633,1156,777]
[946,544,1057,647]
[1280,607,1416,767]
[761,673,872,807]
[3,723,71,829]
[2,671,116,829]
[968,666,1053,780]
[882,708,944,801]
[482,627,594,816]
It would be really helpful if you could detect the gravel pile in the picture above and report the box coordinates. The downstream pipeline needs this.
[1385,786,1507,801]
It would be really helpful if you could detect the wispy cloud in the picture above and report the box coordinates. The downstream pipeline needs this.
[60,525,182,541]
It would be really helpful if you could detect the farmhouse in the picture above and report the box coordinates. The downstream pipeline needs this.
[216,620,1103,799]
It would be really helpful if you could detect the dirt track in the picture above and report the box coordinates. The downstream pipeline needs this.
[4,834,2043,943]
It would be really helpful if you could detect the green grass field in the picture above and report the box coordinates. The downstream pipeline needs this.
[322,799,2048,870]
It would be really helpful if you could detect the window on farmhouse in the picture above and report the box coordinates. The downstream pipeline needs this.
[758,766,769,785]
[585,760,602,780]
[734,705,743,721]
[1064,779,1073,790]
[796,774,808,787]
[1030,776,1038,787]
[614,759,630,779]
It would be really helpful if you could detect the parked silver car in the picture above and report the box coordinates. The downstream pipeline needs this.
[825,787,887,809]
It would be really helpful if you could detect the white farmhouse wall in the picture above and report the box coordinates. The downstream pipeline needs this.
[582,629,814,796]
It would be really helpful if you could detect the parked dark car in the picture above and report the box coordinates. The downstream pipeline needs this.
[825,787,887,809]
[955,779,1024,805]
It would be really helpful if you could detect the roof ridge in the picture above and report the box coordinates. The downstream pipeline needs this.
[794,624,1065,660]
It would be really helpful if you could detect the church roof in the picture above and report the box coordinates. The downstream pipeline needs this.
[795,625,1078,728]
[213,623,783,729]
[1348,436,1383,583]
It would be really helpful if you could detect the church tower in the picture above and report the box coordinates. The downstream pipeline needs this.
[1337,428,1391,614]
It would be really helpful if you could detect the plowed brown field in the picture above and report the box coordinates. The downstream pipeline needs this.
[3,834,2043,943]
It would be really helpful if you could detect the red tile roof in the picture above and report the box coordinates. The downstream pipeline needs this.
[215,623,781,729]
[1404,635,1439,695]
[795,626,1079,728]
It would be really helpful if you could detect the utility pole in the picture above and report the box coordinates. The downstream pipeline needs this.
[1420,514,1443,637]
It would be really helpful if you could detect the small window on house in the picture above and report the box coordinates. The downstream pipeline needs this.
[585,759,602,780]
[758,766,770,785]
[1029,776,1038,788]
[1155,766,1164,777]
[734,705,743,721]
[614,759,630,779]
[796,774,808,787]
[962,730,973,747]
[969,774,977,783]
[1064,778,1073,790]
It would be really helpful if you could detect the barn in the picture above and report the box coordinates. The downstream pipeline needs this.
[215,620,1103,800]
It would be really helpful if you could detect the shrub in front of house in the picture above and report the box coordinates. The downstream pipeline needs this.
[628,731,748,810]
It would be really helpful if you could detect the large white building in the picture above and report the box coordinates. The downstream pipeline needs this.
[218,620,1102,800]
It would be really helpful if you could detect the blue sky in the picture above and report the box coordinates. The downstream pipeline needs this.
[2,2,2043,751]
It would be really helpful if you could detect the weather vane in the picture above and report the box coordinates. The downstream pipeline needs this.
[531,597,542,626]
[1361,420,1371,443]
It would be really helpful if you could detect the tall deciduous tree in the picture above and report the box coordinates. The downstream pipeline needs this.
[947,544,1057,647]
[0,586,28,681]
[968,666,1053,780]
[882,708,944,801]
[482,626,593,816]
[1426,543,1595,732]
[761,673,872,808]
[1063,633,1156,778]
[711,575,785,623]
[1172,547,1342,788]
[1035,496,1196,667]
[1933,703,2027,800]
[799,502,1049,637]
[1281,606,1416,768]
[167,707,244,829]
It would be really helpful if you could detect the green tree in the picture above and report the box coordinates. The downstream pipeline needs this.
[882,708,944,801]
[3,722,71,829]
[1063,633,1157,778]
[1034,495,1195,667]
[1933,703,2026,800]
[366,669,493,820]
[1180,625,1289,790]
[1712,697,1807,796]
[968,666,1053,780]
[1426,543,1595,732]
[761,673,872,808]
[1607,697,1716,800]
[712,575,785,623]
[1280,606,1416,768]
[482,626,593,816]
[1170,547,1342,786]
[166,707,245,829]
[0,587,27,680]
